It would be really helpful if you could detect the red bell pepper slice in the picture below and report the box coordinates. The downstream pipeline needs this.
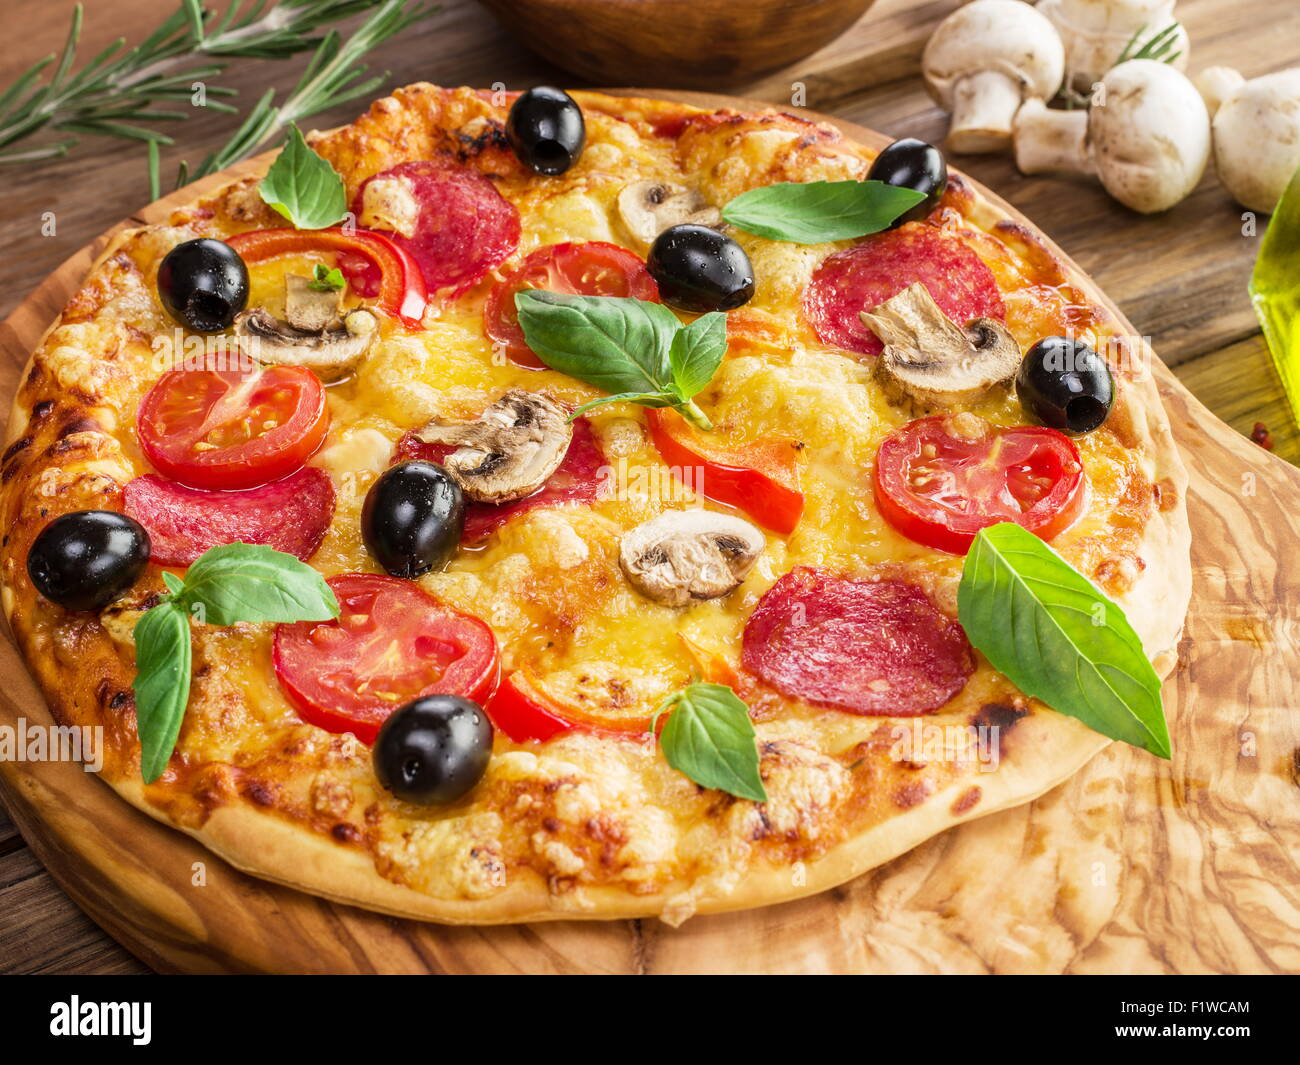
[645,409,805,535]
[226,227,427,326]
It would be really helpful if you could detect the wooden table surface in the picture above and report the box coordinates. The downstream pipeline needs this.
[1,0,1296,975]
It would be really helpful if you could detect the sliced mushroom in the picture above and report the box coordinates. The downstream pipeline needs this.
[619,510,765,608]
[617,180,722,250]
[285,273,344,332]
[413,390,571,504]
[234,307,377,379]
[861,283,1020,411]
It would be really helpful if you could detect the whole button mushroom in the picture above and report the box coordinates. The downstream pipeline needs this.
[1196,66,1300,214]
[922,0,1066,154]
[1037,0,1189,91]
[1013,59,1210,213]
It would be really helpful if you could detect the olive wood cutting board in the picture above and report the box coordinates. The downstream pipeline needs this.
[0,93,1296,974]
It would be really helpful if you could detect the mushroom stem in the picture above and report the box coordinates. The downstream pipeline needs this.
[679,400,714,433]
[1013,99,1092,175]
[948,69,1027,153]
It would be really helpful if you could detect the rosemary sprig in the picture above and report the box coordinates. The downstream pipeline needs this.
[163,0,433,189]
[0,0,399,167]
[1114,22,1184,68]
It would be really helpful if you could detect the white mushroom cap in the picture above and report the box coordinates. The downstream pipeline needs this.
[1038,0,1189,91]
[1199,67,1300,214]
[619,510,765,608]
[923,0,1066,154]
[1014,59,1210,213]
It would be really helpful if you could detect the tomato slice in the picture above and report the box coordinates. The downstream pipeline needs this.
[873,415,1086,554]
[226,227,427,326]
[645,409,805,535]
[273,574,500,745]
[486,668,655,743]
[137,365,328,491]
[484,241,659,368]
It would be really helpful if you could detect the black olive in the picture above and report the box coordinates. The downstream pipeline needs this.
[867,137,948,228]
[362,461,465,578]
[1017,336,1115,434]
[374,694,493,805]
[647,224,756,313]
[506,86,585,175]
[156,238,249,333]
[27,511,150,612]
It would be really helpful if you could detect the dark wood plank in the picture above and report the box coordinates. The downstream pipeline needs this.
[0,803,19,854]
[1174,337,1300,466]
[0,848,150,974]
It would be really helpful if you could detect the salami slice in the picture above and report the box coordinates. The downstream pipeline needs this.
[353,160,520,293]
[803,225,1005,357]
[124,466,335,566]
[397,416,607,543]
[741,567,974,715]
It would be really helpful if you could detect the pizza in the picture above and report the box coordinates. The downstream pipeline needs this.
[0,85,1191,926]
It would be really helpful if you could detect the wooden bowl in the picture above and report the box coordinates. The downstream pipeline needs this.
[477,0,879,89]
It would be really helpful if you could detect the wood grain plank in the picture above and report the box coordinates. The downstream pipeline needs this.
[0,803,19,854]
[0,848,150,974]
[739,0,961,106]
[1175,337,1300,466]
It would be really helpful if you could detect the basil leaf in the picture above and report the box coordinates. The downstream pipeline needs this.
[258,123,347,231]
[515,292,719,429]
[669,312,727,399]
[652,683,768,801]
[309,263,346,291]
[130,544,339,782]
[1249,164,1300,426]
[722,180,926,244]
[515,291,679,393]
[176,543,339,626]
[132,600,192,784]
[957,523,1171,758]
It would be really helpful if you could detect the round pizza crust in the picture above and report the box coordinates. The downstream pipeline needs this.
[0,88,1191,925]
